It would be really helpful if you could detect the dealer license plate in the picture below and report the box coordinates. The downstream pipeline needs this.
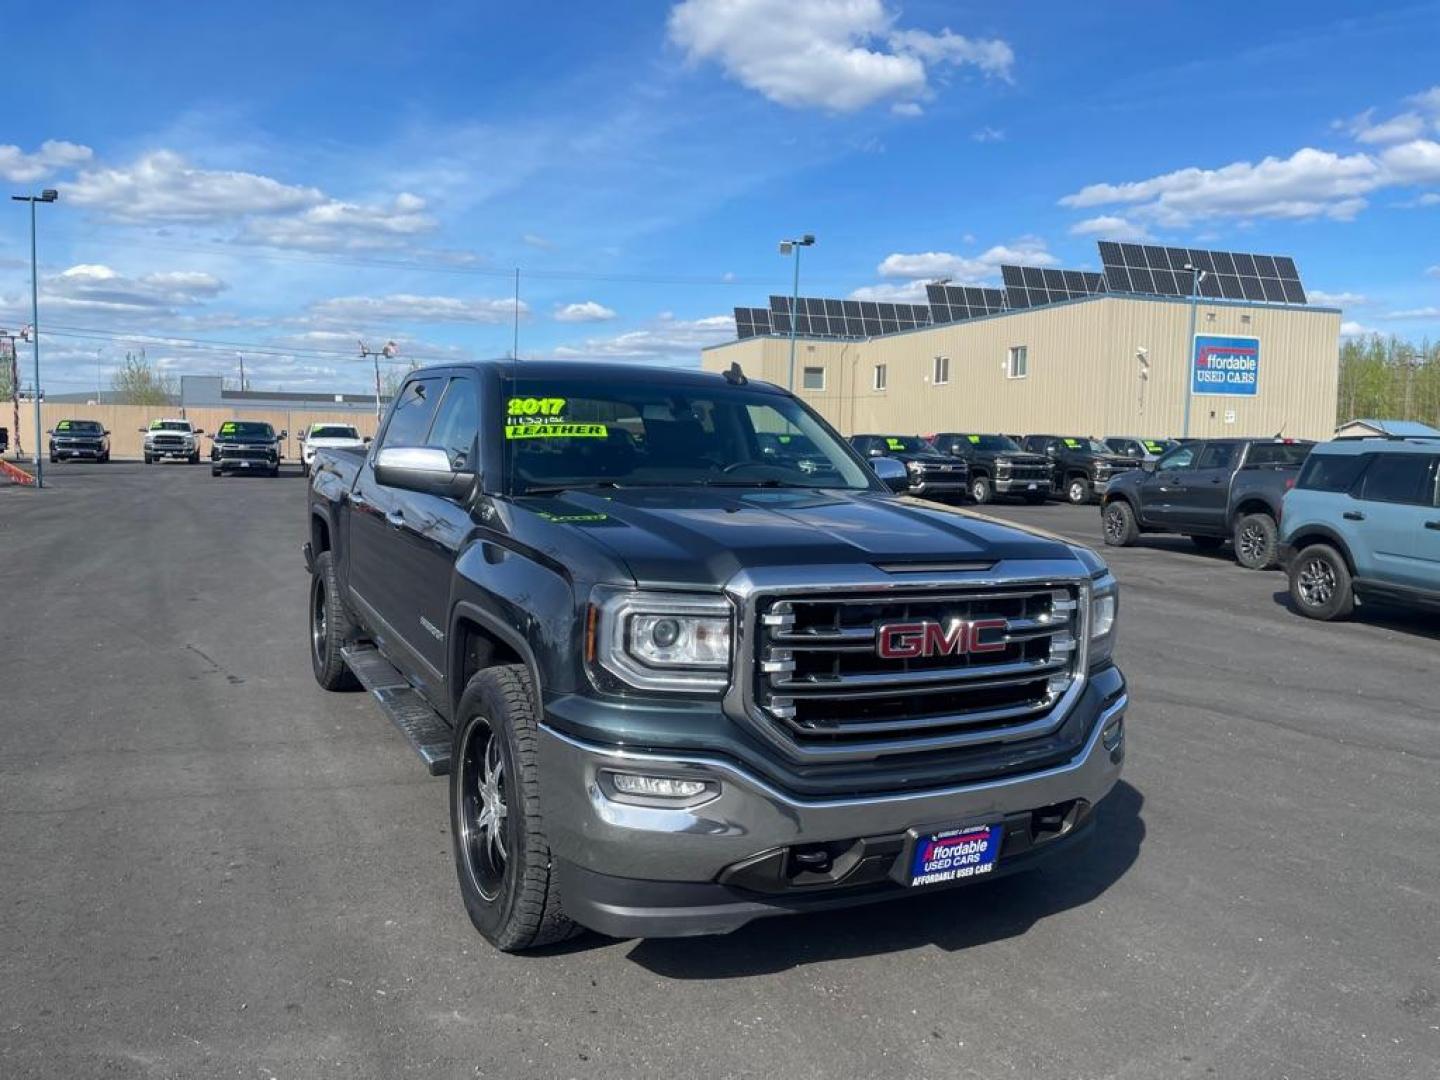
[907,824,1003,887]
[1027,482,1038,490]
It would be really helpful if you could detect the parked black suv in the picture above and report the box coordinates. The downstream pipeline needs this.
[305,362,1126,950]
[210,420,285,477]
[1021,436,1140,505]
[849,434,969,499]
[48,419,111,462]
[928,433,1051,504]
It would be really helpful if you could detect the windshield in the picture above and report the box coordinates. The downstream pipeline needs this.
[310,425,359,439]
[950,434,1021,452]
[502,378,873,494]
[216,421,274,440]
[1061,437,1110,454]
[149,421,191,432]
[56,420,103,434]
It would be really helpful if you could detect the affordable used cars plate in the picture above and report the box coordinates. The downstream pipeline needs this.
[907,824,1003,887]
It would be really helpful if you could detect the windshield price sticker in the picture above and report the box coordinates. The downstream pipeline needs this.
[1064,438,1081,448]
[967,434,981,443]
[909,824,1003,887]
[887,437,906,450]
[1144,440,1166,453]
[56,420,72,431]
[505,423,608,440]
[219,422,238,435]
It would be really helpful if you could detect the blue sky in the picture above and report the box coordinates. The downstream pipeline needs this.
[2,0,1438,394]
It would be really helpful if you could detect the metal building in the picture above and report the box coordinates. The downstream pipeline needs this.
[702,242,1342,441]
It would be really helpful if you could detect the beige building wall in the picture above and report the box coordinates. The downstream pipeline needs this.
[3,403,381,463]
[703,297,1341,441]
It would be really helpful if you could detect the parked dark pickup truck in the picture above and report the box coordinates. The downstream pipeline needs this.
[848,434,969,499]
[928,432,1052,505]
[210,420,285,477]
[1020,435,1140,505]
[305,361,1127,951]
[1101,438,1314,569]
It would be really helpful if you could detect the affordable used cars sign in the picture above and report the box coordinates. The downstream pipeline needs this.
[1193,335,1259,396]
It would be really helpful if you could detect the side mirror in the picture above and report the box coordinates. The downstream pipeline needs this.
[869,457,910,494]
[103,430,111,436]
[373,446,476,499]
[278,430,288,439]
[363,436,373,444]
[137,428,148,434]
[1142,460,1157,473]
[193,429,204,436]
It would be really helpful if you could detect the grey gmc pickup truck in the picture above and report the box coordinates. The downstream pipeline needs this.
[304,360,1127,951]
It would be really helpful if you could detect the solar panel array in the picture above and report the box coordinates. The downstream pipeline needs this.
[1000,266,1108,310]
[1098,242,1306,305]
[731,242,1309,339]
[925,284,1007,323]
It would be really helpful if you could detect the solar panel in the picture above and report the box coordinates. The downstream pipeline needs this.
[757,296,875,340]
[733,306,773,339]
[1097,243,1306,305]
[926,283,1006,323]
[999,265,1107,309]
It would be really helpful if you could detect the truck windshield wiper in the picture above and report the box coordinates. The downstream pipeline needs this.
[516,481,627,496]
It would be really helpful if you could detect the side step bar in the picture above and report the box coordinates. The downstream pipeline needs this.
[341,645,452,776]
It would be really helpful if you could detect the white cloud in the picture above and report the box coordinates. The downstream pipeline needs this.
[522,232,555,249]
[1069,214,1152,242]
[308,293,527,326]
[667,0,1012,113]
[241,193,436,251]
[67,150,323,222]
[554,300,618,323]
[891,102,924,118]
[553,313,733,364]
[1382,306,1440,319]
[1340,321,1377,337]
[1410,86,1440,113]
[1378,139,1440,184]
[849,280,928,302]
[1307,290,1367,307]
[1336,107,1427,145]
[0,140,92,183]
[1428,265,1440,278]
[971,126,1005,143]
[876,240,1056,283]
[2,263,228,319]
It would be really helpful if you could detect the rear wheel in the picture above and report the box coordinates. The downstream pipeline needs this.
[1289,544,1354,621]
[1102,500,1139,546]
[144,453,154,464]
[1233,512,1278,570]
[211,466,222,477]
[969,475,993,504]
[451,665,578,952]
[309,550,359,690]
[1066,476,1092,505]
[189,451,200,465]
[1189,535,1225,551]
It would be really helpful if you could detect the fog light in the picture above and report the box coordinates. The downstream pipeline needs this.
[609,773,710,800]
[1102,716,1124,751]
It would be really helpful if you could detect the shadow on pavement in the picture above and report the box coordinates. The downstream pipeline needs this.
[622,780,1145,980]
[1269,588,1440,643]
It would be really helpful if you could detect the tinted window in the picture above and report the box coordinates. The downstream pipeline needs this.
[426,378,479,468]
[1246,443,1312,467]
[1297,453,1367,493]
[1157,445,1196,470]
[1358,454,1435,505]
[1196,443,1237,470]
[380,377,445,449]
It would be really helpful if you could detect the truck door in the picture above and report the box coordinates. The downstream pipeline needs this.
[348,375,446,684]
[1136,442,1197,526]
[1353,453,1440,592]
[1172,441,1238,530]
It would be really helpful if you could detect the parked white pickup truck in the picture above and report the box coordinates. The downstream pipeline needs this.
[299,422,368,476]
[141,418,203,464]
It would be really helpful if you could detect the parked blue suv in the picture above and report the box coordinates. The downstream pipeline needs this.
[1280,438,1440,620]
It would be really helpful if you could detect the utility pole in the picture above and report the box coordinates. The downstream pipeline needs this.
[238,354,246,393]
[1181,263,1207,438]
[512,268,520,360]
[359,339,399,420]
[12,188,57,488]
[1,330,18,457]
[778,235,815,392]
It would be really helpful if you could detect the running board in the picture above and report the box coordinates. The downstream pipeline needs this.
[341,645,452,776]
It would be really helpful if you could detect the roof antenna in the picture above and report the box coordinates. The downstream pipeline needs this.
[724,361,747,386]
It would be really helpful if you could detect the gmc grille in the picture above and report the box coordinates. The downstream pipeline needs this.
[752,583,1085,757]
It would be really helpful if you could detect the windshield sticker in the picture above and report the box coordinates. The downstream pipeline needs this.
[1144,440,1166,453]
[505,423,608,440]
[56,420,72,431]
[219,422,238,436]
[886,437,906,450]
[967,434,981,443]
[507,397,566,418]
[1064,438,1081,448]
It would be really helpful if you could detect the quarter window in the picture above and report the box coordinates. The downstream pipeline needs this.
[1297,453,1367,493]
[379,377,445,449]
[802,366,826,391]
[932,356,950,385]
[1007,346,1028,379]
[1358,454,1435,505]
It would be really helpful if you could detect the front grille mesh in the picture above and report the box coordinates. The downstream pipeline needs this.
[754,584,1081,750]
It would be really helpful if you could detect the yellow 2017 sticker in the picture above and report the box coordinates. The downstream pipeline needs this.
[505,423,608,440]
[507,397,566,417]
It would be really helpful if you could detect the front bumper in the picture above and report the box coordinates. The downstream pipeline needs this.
[215,457,278,471]
[994,476,1051,494]
[51,445,105,459]
[147,443,196,458]
[908,478,968,496]
[538,692,1126,938]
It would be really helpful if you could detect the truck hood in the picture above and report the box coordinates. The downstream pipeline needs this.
[518,486,1078,588]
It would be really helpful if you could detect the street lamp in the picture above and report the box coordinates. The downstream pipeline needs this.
[359,339,399,419]
[778,234,815,391]
[11,188,57,488]
[1181,262,1208,438]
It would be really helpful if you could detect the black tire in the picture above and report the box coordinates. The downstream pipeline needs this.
[1233,512,1279,570]
[49,453,57,464]
[1102,500,1139,546]
[100,453,110,463]
[144,453,153,464]
[211,467,222,477]
[1189,535,1225,551]
[309,550,359,691]
[189,452,200,465]
[969,475,993,504]
[1065,475,1092,505]
[451,665,578,952]
[269,465,280,477]
[1289,543,1354,621]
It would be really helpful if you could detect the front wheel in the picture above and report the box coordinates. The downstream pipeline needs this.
[969,475,993,504]
[451,665,578,952]
[309,550,358,690]
[1233,512,1278,570]
[189,452,200,465]
[1102,500,1139,546]
[144,453,153,464]
[1066,476,1092,505]
[1289,544,1354,621]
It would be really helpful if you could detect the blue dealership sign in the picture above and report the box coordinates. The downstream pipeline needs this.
[1193,335,1259,396]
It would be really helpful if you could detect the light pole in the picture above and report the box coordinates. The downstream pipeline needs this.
[359,339,398,419]
[12,188,57,488]
[778,234,815,391]
[1181,262,1208,438]
[1,329,18,457]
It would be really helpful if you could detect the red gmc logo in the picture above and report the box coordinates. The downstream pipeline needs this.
[876,619,1008,659]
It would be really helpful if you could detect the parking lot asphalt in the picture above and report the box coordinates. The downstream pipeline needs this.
[2,463,1437,1080]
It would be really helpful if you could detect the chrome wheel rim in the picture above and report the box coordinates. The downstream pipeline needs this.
[972,480,986,502]
[1104,506,1125,541]
[1296,558,1335,607]
[458,717,508,901]
[310,576,327,666]
[1238,523,1266,563]
[1069,481,1086,503]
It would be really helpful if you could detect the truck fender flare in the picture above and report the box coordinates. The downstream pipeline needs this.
[448,599,544,709]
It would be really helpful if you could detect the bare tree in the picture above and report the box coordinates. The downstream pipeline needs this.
[111,352,176,405]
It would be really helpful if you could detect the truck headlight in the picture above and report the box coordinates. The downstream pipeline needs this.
[590,587,733,693]
[1089,573,1119,667]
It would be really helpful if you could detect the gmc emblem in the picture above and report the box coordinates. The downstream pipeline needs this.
[876,619,1008,659]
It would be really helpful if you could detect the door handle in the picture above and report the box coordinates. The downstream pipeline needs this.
[1426,520,1440,531]
[385,510,406,528]
[1343,510,1365,521]
[349,492,368,510]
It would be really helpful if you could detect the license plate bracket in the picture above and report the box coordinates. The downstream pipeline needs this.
[902,823,1004,888]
